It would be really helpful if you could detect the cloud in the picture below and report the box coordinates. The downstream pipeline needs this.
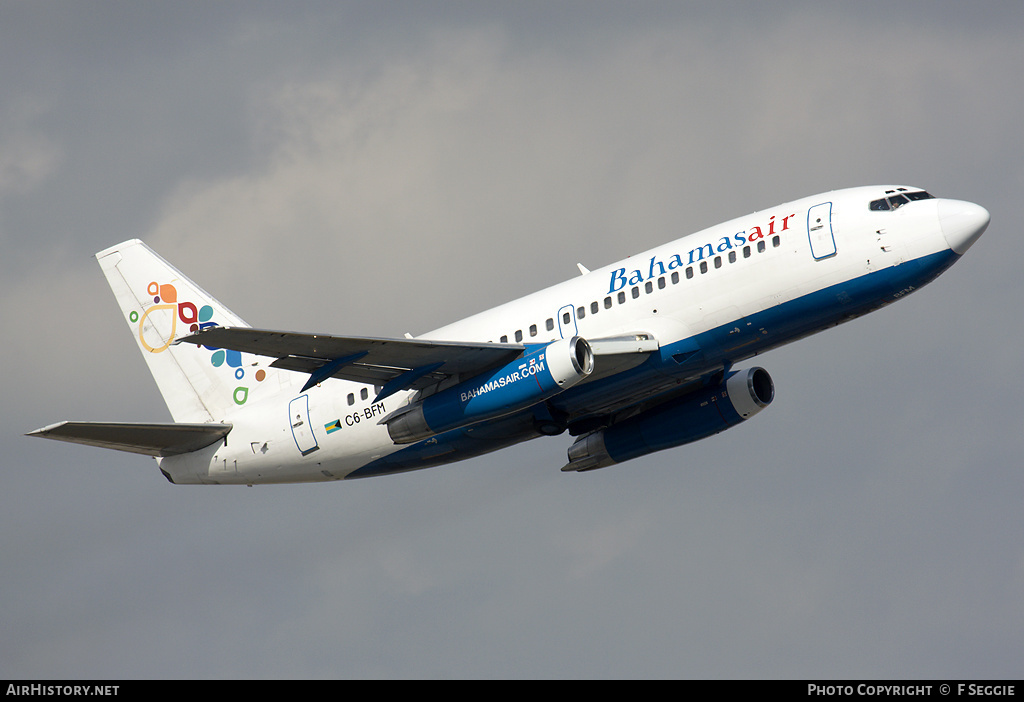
[0,100,61,195]
[6,3,1024,679]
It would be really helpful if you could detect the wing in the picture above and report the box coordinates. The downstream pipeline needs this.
[27,421,232,457]
[177,327,527,399]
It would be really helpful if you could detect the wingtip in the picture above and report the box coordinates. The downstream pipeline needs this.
[25,421,68,438]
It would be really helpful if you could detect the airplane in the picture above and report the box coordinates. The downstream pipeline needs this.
[28,186,989,484]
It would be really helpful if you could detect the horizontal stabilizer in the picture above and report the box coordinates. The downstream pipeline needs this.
[27,421,232,457]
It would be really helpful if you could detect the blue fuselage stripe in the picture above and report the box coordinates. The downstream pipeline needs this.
[350,249,958,478]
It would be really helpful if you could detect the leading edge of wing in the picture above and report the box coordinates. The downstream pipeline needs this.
[27,421,232,457]
[176,327,526,397]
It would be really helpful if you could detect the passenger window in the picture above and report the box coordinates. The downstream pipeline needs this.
[360,388,368,400]
[743,245,751,258]
[658,276,666,289]
[686,267,694,279]
[577,306,585,319]
[618,291,626,304]
[603,296,612,309]
[757,240,766,253]
[671,271,679,284]
[500,335,508,343]
[591,301,599,314]
[563,312,571,325]
[529,324,537,337]
[728,251,737,263]
[645,281,653,294]
[515,330,523,342]
[546,318,554,331]
[347,393,355,406]
[714,256,722,269]
[631,287,640,299]
[772,235,780,247]
[700,261,708,274]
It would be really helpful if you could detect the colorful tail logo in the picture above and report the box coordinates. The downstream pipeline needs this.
[133,281,265,405]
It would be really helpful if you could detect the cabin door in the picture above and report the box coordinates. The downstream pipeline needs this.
[288,395,319,456]
[807,202,837,260]
[557,304,578,339]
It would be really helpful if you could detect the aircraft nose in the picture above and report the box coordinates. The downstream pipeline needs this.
[938,199,990,255]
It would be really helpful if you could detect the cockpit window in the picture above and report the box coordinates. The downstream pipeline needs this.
[869,190,933,211]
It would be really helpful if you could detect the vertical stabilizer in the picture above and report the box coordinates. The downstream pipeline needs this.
[96,240,251,422]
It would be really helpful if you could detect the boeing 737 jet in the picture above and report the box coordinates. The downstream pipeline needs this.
[29,186,989,484]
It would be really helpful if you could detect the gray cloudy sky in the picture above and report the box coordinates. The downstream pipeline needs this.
[4,1,1023,679]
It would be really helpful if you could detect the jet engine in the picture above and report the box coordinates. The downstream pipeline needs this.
[562,367,774,472]
[386,336,594,444]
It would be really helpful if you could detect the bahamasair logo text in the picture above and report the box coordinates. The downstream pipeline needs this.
[607,212,796,294]
[461,356,546,403]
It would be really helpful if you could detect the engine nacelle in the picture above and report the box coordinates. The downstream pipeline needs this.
[387,337,594,444]
[562,366,774,472]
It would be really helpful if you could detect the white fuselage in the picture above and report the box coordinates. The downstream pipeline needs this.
[158,186,985,484]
